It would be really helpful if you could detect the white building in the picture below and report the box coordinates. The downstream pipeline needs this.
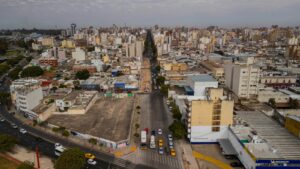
[10,79,43,118]
[72,47,86,63]
[91,59,104,72]
[186,74,218,97]
[224,58,260,98]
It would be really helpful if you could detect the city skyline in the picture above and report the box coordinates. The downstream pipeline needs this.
[0,0,300,29]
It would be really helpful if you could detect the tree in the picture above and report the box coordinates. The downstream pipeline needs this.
[0,92,10,105]
[8,66,22,80]
[17,161,34,169]
[172,106,182,120]
[169,120,186,139]
[0,134,17,152]
[156,76,165,86]
[160,85,169,96]
[73,80,81,90]
[88,138,97,145]
[54,148,86,169]
[75,69,90,80]
[0,63,10,76]
[268,98,276,108]
[289,98,299,109]
[155,65,161,73]
[21,66,44,78]
[62,130,70,137]
[0,38,8,55]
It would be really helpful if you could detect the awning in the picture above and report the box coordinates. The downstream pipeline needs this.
[218,139,237,155]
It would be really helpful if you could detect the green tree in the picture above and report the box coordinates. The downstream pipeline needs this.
[172,106,182,120]
[0,134,17,152]
[0,63,10,76]
[17,161,34,169]
[62,130,70,137]
[156,76,165,86]
[21,66,44,78]
[54,148,86,169]
[75,69,90,80]
[289,98,299,109]
[0,38,8,55]
[169,120,186,139]
[155,65,161,73]
[0,92,10,105]
[160,85,169,96]
[268,98,276,108]
[88,138,97,145]
[8,66,22,80]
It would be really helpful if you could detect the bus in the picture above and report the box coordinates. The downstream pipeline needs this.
[140,130,147,150]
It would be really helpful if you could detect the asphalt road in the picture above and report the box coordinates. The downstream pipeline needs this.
[0,106,156,169]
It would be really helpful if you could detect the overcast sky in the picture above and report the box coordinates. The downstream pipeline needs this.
[0,0,300,29]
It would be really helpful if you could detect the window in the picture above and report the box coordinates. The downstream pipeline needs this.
[212,127,220,132]
[212,121,220,125]
[213,116,221,120]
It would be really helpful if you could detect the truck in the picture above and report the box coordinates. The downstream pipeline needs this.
[150,135,156,149]
[140,130,147,150]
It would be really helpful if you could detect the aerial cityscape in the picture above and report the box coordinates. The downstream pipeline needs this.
[0,1,300,169]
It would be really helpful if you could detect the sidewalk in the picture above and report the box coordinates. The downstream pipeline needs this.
[177,140,199,169]
[7,145,54,169]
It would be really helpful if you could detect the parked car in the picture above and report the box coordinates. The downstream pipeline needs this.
[151,130,156,136]
[169,141,173,146]
[225,155,236,160]
[169,145,174,149]
[230,162,243,167]
[0,118,5,122]
[19,128,27,134]
[158,147,164,155]
[11,123,18,129]
[170,149,176,157]
[85,153,95,159]
[87,159,97,165]
[157,128,162,135]
[168,134,173,140]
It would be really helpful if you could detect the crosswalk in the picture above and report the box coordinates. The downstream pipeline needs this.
[137,148,181,169]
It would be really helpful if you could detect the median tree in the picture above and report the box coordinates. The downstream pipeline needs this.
[21,66,44,78]
[169,120,186,139]
[54,148,86,169]
[75,69,90,80]
[0,134,17,152]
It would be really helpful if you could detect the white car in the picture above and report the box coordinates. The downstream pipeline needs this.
[0,118,5,122]
[157,129,162,135]
[87,159,97,165]
[19,128,27,134]
[169,141,173,146]
[168,134,173,141]
[55,143,62,147]
[11,123,18,129]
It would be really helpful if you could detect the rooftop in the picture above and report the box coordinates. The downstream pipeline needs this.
[188,74,217,83]
[47,97,134,142]
[233,111,300,160]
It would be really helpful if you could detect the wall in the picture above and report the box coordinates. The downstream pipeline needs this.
[228,128,256,169]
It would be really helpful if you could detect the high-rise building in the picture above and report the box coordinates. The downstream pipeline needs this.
[71,23,76,36]
[223,57,260,98]
[185,88,234,143]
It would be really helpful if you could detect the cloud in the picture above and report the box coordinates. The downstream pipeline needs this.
[0,0,299,28]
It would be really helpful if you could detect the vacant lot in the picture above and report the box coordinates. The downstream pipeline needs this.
[0,156,18,169]
[48,97,134,142]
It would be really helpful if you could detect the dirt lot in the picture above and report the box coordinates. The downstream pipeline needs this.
[48,97,134,142]
[140,58,151,92]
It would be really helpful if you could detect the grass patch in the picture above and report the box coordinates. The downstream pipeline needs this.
[0,156,19,169]
[5,50,19,56]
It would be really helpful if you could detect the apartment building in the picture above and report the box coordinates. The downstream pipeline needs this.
[72,47,86,63]
[185,88,234,143]
[224,58,260,98]
[186,74,218,97]
[10,79,43,118]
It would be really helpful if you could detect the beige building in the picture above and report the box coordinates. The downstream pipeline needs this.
[61,40,75,48]
[41,37,55,47]
[224,58,260,98]
[186,88,234,143]
[201,61,225,84]
[257,89,289,103]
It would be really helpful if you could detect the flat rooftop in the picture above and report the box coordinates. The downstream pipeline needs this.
[234,111,300,160]
[47,97,134,142]
[188,74,217,82]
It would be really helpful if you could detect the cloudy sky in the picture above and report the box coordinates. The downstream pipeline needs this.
[0,0,299,29]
